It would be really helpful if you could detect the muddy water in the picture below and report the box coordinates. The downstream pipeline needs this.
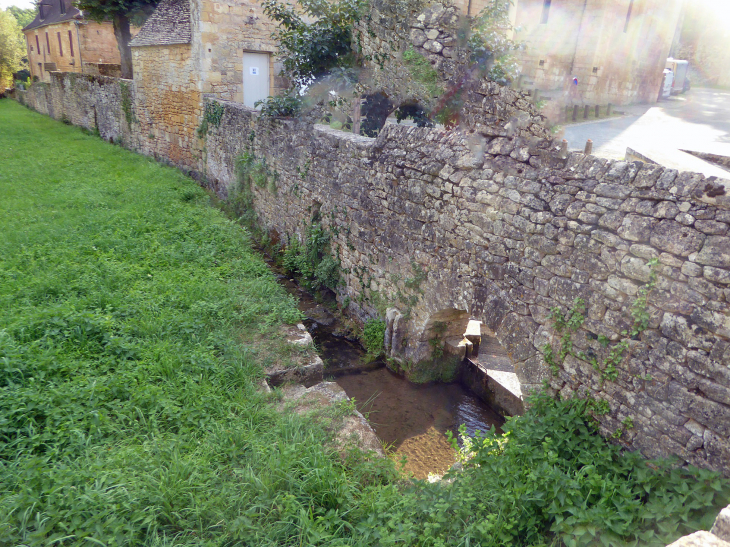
[269,260,503,479]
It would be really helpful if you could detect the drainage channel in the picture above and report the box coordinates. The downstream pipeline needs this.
[267,261,505,479]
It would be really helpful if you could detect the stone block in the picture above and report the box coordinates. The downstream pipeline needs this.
[712,507,730,542]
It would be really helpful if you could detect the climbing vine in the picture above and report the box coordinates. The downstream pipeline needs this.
[197,101,225,137]
[543,258,660,384]
[119,81,135,126]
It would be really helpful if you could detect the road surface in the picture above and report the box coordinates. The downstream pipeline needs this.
[563,88,730,174]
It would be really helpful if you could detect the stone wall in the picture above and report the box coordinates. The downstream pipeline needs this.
[202,89,730,477]
[131,44,202,170]
[15,72,136,145]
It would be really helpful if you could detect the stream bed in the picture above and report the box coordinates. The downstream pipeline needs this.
[271,263,504,479]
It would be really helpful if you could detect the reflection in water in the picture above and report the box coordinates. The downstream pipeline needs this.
[336,368,503,479]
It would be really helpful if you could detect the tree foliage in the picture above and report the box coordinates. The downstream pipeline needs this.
[468,0,521,84]
[7,6,35,29]
[74,0,158,78]
[261,0,367,88]
[0,9,24,89]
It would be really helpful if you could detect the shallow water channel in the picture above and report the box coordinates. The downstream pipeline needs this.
[272,266,504,479]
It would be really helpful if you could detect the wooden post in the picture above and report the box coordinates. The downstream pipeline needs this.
[584,139,593,155]
[607,103,613,116]
[595,104,600,118]
[572,104,579,122]
[584,105,590,119]
[352,96,361,136]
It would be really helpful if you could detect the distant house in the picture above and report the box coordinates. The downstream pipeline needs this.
[510,0,684,106]
[23,0,128,82]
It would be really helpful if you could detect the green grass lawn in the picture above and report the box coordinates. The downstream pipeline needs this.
[1,99,728,547]
[0,99,397,546]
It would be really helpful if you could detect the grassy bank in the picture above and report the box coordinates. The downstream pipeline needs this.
[0,99,397,546]
[1,99,728,547]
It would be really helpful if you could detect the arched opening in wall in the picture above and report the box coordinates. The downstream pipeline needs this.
[422,308,523,416]
[360,94,436,137]
[360,92,393,137]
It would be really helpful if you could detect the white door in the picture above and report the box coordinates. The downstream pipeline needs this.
[243,52,270,109]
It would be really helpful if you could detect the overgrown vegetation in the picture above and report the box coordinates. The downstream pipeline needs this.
[402,46,443,98]
[281,222,341,291]
[196,100,225,137]
[429,392,730,547]
[255,91,303,117]
[119,80,136,126]
[261,0,367,89]
[2,100,727,547]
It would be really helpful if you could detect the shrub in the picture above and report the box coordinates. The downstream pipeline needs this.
[255,93,303,118]
[362,319,385,358]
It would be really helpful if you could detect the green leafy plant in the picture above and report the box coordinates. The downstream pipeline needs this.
[362,318,386,358]
[255,92,303,117]
[281,222,341,291]
[262,0,367,88]
[197,100,225,137]
[545,259,659,383]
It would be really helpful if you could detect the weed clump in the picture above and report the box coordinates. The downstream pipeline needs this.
[362,318,385,358]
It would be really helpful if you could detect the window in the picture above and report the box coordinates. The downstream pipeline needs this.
[57,32,63,56]
[60,0,66,14]
[35,35,40,54]
[624,0,634,33]
[45,32,50,54]
[39,4,45,20]
[68,30,74,57]
[541,0,551,24]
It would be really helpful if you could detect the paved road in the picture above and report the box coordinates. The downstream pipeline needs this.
[563,88,730,171]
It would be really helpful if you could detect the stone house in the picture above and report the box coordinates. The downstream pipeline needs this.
[128,0,291,170]
[511,0,684,106]
[23,0,126,82]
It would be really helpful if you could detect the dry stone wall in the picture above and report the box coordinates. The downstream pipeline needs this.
[203,89,730,477]
[15,72,137,145]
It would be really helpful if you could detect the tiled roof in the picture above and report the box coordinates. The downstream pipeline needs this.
[23,0,82,31]
[129,0,191,47]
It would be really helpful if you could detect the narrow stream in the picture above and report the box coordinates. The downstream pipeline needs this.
[269,261,504,479]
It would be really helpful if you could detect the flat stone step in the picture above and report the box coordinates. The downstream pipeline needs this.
[461,358,524,417]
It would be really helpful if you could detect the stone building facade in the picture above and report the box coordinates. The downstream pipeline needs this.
[190,0,287,104]
[23,0,125,82]
[512,0,684,106]
[130,0,202,170]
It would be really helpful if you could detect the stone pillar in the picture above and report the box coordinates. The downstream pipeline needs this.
[464,320,482,357]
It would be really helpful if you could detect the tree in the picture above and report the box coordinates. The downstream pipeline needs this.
[74,0,158,79]
[7,6,35,29]
[261,0,367,89]
[0,9,24,88]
